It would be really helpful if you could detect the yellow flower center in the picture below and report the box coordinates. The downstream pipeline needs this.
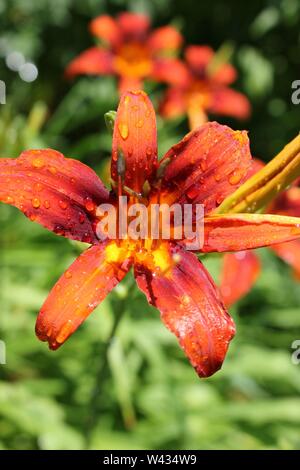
[114,43,152,78]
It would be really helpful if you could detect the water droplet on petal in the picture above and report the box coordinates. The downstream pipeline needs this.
[84,198,95,212]
[187,185,199,200]
[32,158,44,169]
[79,213,85,224]
[136,119,144,128]
[44,200,50,209]
[5,195,15,204]
[48,166,57,175]
[216,195,224,205]
[46,327,52,337]
[32,198,40,208]
[56,320,74,344]
[83,233,92,243]
[54,224,65,236]
[229,171,243,185]
[59,200,68,210]
[118,122,129,140]
[200,159,207,171]
[64,270,72,279]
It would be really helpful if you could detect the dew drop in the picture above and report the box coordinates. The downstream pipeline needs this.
[48,166,57,175]
[136,119,144,128]
[64,270,72,279]
[32,158,44,169]
[118,122,129,140]
[59,200,68,210]
[32,197,40,208]
[46,327,53,337]
[200,159,207,171]
[44,200,50,209]
[79,213,85,224]
[187,185,199,200]
[84,198,95,212]
[56,320,74,344]
[83,233,92,243]
[229,171,242,185]
[54,224,65,236]
[5,195,15,204]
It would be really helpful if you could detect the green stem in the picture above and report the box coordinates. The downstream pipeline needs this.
[85,296,126,445]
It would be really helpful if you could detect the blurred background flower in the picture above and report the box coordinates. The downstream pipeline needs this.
[0,0,300,451]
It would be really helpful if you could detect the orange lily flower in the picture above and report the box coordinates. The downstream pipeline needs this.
[160,45,251,130]
[220,162,300,307]
[1,91,300,378]
[65,12,185,93]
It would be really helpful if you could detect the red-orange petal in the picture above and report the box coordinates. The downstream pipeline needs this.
[185,45,214,72]
[0,149,109,243]
[200,214,300,252]
[65,47,113,78]
[159,87,186,119]
[118,76,143,95]
[220,251,260,307]
[111,90,158,193]
[212,63,237,85]
[117,12,150,40]
[147,26,183,53]
[271,240,300,279]
[268,186,300,218]
[209,87,251,120]
[36,242,132,350]
[152,58,190,86]
[157,121,251,214]
[134,242,235,378]
[89,15,121,47]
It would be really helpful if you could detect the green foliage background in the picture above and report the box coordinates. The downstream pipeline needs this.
[0,0,300,450]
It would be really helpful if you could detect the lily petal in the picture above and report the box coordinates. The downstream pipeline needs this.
[220,251,260,307]
[0,149,109,243]
[185,45,214,73]
[271,240,300,279]
[134,242,235,378]
[157,121,251,214]
[159,87,186,119]
[209,87,251,120]
[148,26,183,53]
[212,64,237,85]
[65,47,113,78]
[36,242,132,350]
[112,90,157,192]
[89,15,121,47]
[200,214,300,252]
[117,12,150,40]
[152,58,190,87]
[269,186,300,218]
[118,76,143,94]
